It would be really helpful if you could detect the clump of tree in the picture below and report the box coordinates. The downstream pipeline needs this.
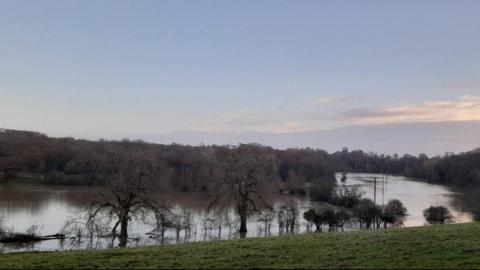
[303,208,351,232]
[307,181,364,210]
[332,184,363,208]
[278,148,336,195]
[423,206,453,224]
[380,199,408,228]
[353,198,382,229]
[306,177,407,231]
[303,209,317,231]
[208,144,278,235]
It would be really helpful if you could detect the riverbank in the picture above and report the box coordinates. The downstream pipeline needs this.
[1,223,480,269]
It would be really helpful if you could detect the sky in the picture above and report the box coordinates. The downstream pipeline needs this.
[1,0,480,155]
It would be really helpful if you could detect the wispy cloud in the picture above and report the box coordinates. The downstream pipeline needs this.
[187,95,480,133]
[305,93,367,108]
[189,109,307,133]
[340,95,480,125]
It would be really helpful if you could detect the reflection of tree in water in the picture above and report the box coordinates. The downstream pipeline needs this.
[257,208,275,237]
[63,206,197,248]
[0,241,37,253]
[277,200,299,235]
[451,189,480,221]
[62,209,117,250]
[201,209,239,241]
[147,207,194,244]
[0,184,101,214]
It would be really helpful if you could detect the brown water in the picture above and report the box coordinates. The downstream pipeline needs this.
[0,173,473,253]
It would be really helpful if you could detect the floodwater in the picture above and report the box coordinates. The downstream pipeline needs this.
[341,173,472,227]
[0,173,473,253]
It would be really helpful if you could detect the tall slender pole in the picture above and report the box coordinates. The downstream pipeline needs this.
[373,177,377,229]
[382,174,385,207]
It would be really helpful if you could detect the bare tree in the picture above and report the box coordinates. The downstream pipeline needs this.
[209,144,278,235]
[87,150,171,247]
[277,201,299,234]
[257,208,275,236]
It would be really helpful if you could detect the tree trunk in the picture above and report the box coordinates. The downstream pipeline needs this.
[289,220,295,233]
[239,208,248,233]
[119,209,129,247]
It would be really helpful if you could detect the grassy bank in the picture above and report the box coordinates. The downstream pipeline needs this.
[1,223,480,269]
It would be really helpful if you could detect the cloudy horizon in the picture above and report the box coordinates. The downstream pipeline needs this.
[1,0,479,155]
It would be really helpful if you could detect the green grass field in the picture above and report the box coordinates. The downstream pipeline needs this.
[1,223,480,269]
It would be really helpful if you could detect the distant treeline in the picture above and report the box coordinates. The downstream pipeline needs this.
[332,148,480,186]
[0,129,335,192]
[1,129,479,188]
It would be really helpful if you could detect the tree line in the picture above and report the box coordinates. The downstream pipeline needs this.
[0,129,336,192]
[1,129,480,188]
[332,147,480,186]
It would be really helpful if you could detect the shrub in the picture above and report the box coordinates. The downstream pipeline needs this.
[353,198,381,229]
[380,199,408,228]
[423,206,452,224]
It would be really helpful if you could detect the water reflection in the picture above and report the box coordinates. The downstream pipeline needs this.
[343,173,473,226]
[450,187,480,221]
[0,173,474,253]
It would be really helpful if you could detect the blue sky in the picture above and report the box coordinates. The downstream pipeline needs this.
[1,0,480,154]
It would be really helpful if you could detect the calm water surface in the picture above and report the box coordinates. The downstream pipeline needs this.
[0,173,473,253]
[342,173,472,226]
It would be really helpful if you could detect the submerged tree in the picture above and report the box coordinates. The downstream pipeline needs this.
[303,209,317,231]
[277,201,299,234]
[87,150,172,247]
[380,199,408,228]
[334,210,351,230]
[353,198,381,229]
[209,144,279,235]
[423,206,453,224]
[334,184,363,208]
[303,208,351,232]
[257,208,275,236]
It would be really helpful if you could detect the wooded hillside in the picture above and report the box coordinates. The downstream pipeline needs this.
[1,129,479,188]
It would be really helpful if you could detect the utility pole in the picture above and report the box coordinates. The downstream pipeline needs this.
[382,174,385,207]
[373,177,377,229]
